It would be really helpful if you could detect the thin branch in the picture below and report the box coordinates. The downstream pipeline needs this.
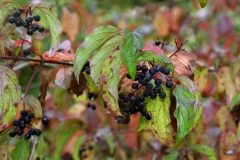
[0,56,73,66]
[169,39,188,58]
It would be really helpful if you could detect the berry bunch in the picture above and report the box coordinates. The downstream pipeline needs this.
[116,63,174,123]
[79,145,93,159]
[81,61,90,75]
[9,109,49,140]
[8,9,45,36]
[86,92,98,110]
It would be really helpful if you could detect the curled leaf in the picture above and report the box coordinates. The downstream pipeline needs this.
[55,67,72,89]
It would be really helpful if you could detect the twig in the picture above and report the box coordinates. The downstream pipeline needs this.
[0,56,73,66]
[169,39,188,58]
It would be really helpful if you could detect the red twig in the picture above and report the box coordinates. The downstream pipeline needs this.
[169,39,188,58]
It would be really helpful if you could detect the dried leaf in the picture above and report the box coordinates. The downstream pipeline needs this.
[32,31,44,56]
[70,72,86,97]
[38,74,48,107]
[55,67,72,89]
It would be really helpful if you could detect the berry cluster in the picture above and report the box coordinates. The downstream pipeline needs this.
[116,64,174,123]
[79,145,93,159]
[8,9,45,36]
[86,92,98,110]
[9,109,49,140]
[81,61,90,75]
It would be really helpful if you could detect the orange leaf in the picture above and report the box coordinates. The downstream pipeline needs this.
[42,50,74,62]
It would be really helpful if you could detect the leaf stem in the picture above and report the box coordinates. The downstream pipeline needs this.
[0,56,73,66]
[168,39,188,58]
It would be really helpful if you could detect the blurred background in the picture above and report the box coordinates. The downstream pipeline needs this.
[1,0,240,159]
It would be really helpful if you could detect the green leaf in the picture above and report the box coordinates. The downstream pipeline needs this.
[163,151,180,160]
[31,136,45,160]
[73,135,86,160]
[32,32,44,56]
[0,126,14,160]
[190,144,216,160]
[136,115,150,132]
[32,3,62,56]
[53,126,79,159]
[137,50,174,73]
[0,66,21,131]
[90,35,124,84]
[0,3,22,25]
[22,95,42,124]
[230,90,240,111]
[10,137,30,160]
[121,28,144,80]
[173,85,202,147]
[194,66,208,91]
[0,24,16,55]
[85,74,98,93]
[102,51,122,115]
[199,0,208,8]
[74,25,118,82]
[145,86,173,141]
[53,87,67,107]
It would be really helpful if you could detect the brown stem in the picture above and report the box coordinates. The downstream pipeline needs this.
[0,56,73,66]
[169,39,188,58]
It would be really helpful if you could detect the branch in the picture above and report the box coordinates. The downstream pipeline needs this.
[0,56,73,66]
[169,39,188,58]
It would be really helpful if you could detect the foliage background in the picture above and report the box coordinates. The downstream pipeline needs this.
[1,0,240,159]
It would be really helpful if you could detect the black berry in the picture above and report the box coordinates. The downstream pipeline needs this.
[26,16,33,22]
[88,145,93,150]
[15,19,22,27]
[166,81,173,88]
[119,93,125,99]
[132,83,138,89]
[8,16,16,24]
[139,72,146,79]
[159,91,166,99]
[145,74,152,81]
[20,110,28,117]
[28,112,35,118]
[24,133,31,140]
[19,121,26,129]
[85,68,90,75]
[141,65,148,72]
[130,95,137,103]
[13,119,19,126]
[154,79,162,86]
[163,67,170,75]
[136,65,142,71]
[35,129,41,136]
[91,104,96,110]
[146,114,151,120]
[23,49,31,56]
[147,83,153,90]
[123,107,131,113]
[32,24,38,31]
[123,97,129,103]
[87,103,91,108]
[126,73,131,79]
[28,128,36,135]
[33,14,41,21]
[24,117,31,124]
[134,74,139,81]
[22,20,30,28]
[138,95,145,102]
[150,92,156,99]
[9,130,16,137]
[42,117,49,125]
[13,10,21,17]
[154,86,161,93]
[149,68,156,75]
[27,27,34,35]
[155,65,162,72]
[37,25,45,33]
[17,129,24,136]
[155,40,160,46]
[143,90,150,97]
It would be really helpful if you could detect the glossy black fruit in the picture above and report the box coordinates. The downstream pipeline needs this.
[13,119,19,126]
[138,95,145,102]
[8,16,16,24]
[15,19,22,27]
[28,112,35,118]
[126,73,131,79]
[154,79,162,86]
[155,65,162,72]
[21,110,28,117]
[24,133,31,140]
[13,10,21,17]
[136,65,142,71]
[146,114,151,120]
[32,24,38,31]
[130,96,137,103]
[85,68,90,75]
[28,128,36,135]
[139,72,146,79]
[141,65,148,72]
[27,27,34,35]
[33,14,41,21]
[23,49,31,56]
[155,40,160,46]
[145,73,152,81]
[132,83,138,89]
[149,68,156,75]
[9,130,16,137]
[124,107,131,113]
[35,129,41,136]
[24,117,31,124]
[123,97,129,103]
[154,86,161,93]
[150,92,156,99]
[166,81,173,88]
[146,83,153,90]
[163,67,170,75]
[22,21,30,28]
[17,129,24,136]
[19,121,26,129]
[42,117,49,125]
[26,16,33,22]
[159,91,166,99]
[91,104,96,110]
[37,25,45,33]
[143,90,150,97]
[119,93,125,99]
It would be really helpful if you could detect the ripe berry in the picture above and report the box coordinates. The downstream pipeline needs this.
[150,92,156,99]
[13,10,21,17]
[126,73,131,79]
[166,81,173,88]
[88,145,93,150]
[140,79,148,86]
[13,119,19,126]
[134,74,139,81]
[123,107,131,113]
[26,16,33,22]
[23,49,31,56]
[87,103,91,108]
[155,40,160,46]
[19,116,24,121]
[19,121,26,129]
[159,91,166,99]
[24,117,31,124]
[119,93,125,99]
[27,27,34,35]
[42,117,49,125]
[145,74,152,81]
[137,65,142,71]
[32,24,38,31]
[85,68,90,75]
[149,68,156,75]
[139,72,145,79]
[123,97,129,103]
[138,102,145,108]
[154,86,161,93]
[147,83,153,90]
[33,14,41,21]
[131,107,137,114]
[155,65,162,72]
[35,129,41,136]
[8,16,16,24]
[141,110,147,116]
[28,128,36,135]
[163,67,170,75]
[84,61,89,67]
[130,96,137,103]
[138,95,145,102]
[24,133,31,140]
[17,129,24,136]
[143,90,150,97]
[146,114,151,120]
[15,19,22,27]
[154,79,162,86]
[91,104,96,110]
[128,93,134,98]
[28,112,35,118]
[21,110,28,117]
[141,65,148,72]
[22,20,30,28]
[37,25,45,33]
[9,130,16,137]
[132,83,138,89]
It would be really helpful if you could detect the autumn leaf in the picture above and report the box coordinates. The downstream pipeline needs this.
[32,31,44,56]
[55,67,72,89]
[194,66,208,91]
[190,144,216,160]
[198,0,208,8]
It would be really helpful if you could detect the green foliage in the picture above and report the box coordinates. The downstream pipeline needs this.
[10,137,31,160]
[74,25,119,82]
[190,144,216,160]
[0,66,21,131]
[121,28,144,80]
[32,3,62,56]
[136,115,150,132]
[163,150,180,160]
[31,136,45,160]
[0,127,14,160]
[85,74,98,93]
[145,86,173,141]
[32,32,44,56]
[173,76,202,146]
[73,135,86,160]
[198,0,208,8]
[230,90,240,111]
